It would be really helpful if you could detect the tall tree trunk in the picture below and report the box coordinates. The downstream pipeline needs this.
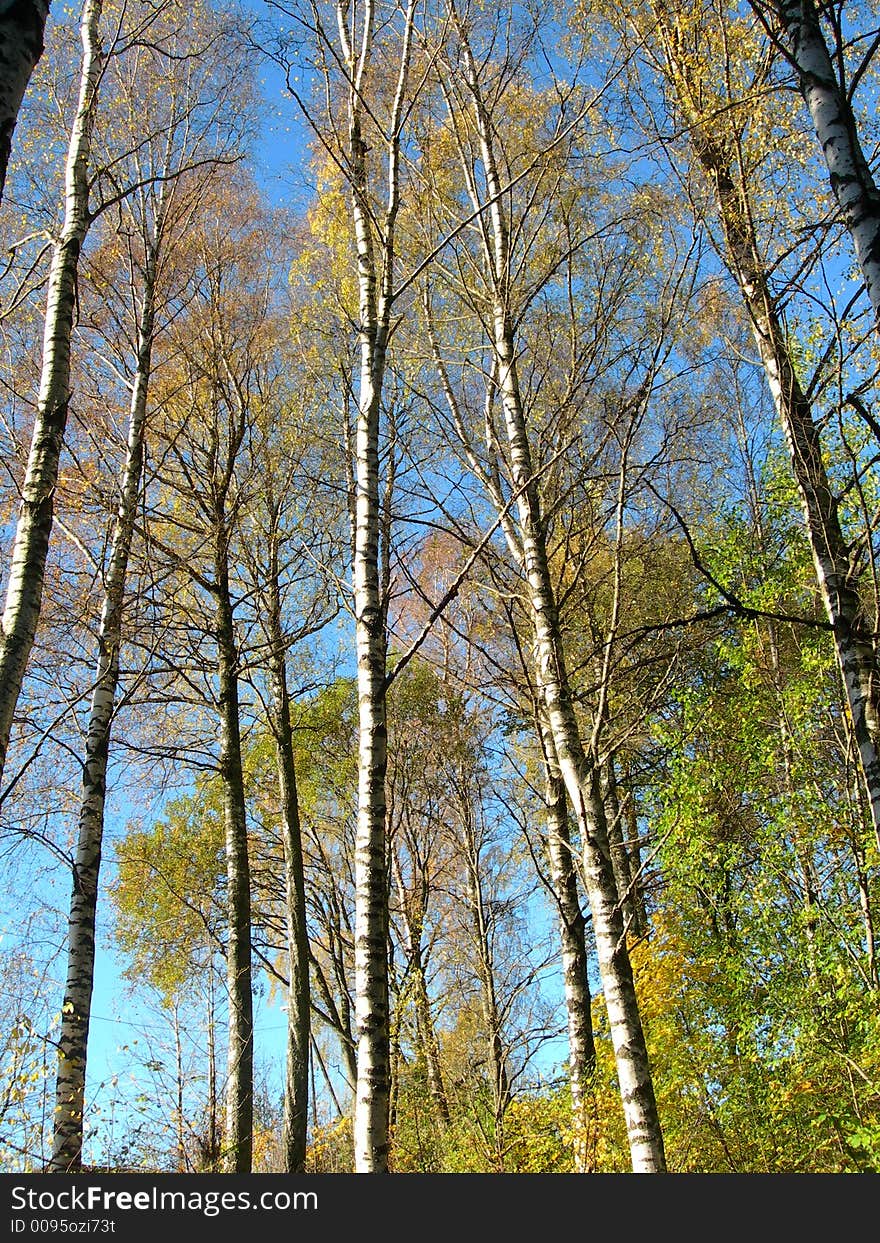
[453,20,666,1172]
[0,0,51,204]
[655,10,880,854]
[759,0,880,331]
[215,546,253,1174]
[266,563,310,1173]
[0,0,101,790]
[537,671,664,1170]
[350,272,392,1173]
[539,721,596,1171]
[48,233,157,1173]
[338,0,415,1173]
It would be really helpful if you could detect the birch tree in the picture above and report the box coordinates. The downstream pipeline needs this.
[49,5,250,1171]
[0,0,51,205]
[0,0,102,791]
[48,220,160,1173]
[751,0,880,333]
[636,0,880,853]
[341,1,418,1172]
[143,194,289,1173]
[420,5,666,1170]
[261,492,311,1175]
[387,528,604,1166]
[242,382,342,1172]
[270,0,424,1172]
[536,719,596,1168]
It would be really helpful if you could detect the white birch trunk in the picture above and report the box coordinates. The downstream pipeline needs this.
[0,0,102,788]
[351,249,392,1171]
[454,25,667,1173]
[655,8,880,854]
[539,722,596,1171]
[337,0,415,1174]
[0,0,51,203]
[530,570,665,1170]
[768,0,880,330]
[48,235,157,1173]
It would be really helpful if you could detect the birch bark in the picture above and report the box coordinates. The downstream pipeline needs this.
[759,0,880,332]
[538,720,596,1171]
[0,0,102,789]
[0,0,51,203]
[334,0,416,1173]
